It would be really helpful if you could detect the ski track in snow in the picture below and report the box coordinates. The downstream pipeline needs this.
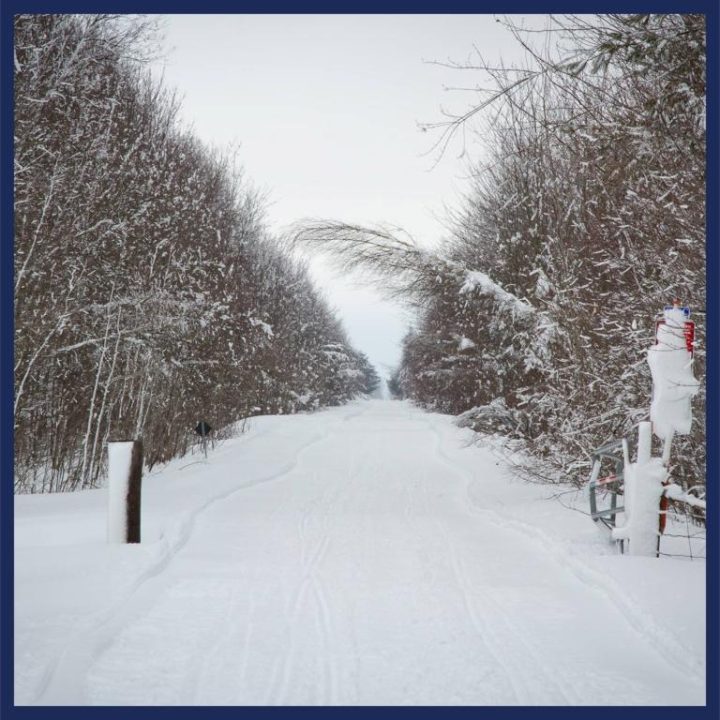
[419,421,579,705]
[18,400,705,706]
[33,407,350,706]
[266,509,334,705]
[436,518,576,705]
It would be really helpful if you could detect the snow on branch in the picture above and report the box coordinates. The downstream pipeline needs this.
[664,483,706,511]
[460,270,534,317]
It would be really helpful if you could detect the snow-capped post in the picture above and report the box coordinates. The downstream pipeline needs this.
[612,301,699,556]
[107,440,143,544]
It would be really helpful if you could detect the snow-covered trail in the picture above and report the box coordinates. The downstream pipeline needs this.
[15,400,705,706]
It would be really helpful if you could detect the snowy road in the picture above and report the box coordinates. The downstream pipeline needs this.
[15,400,705,705]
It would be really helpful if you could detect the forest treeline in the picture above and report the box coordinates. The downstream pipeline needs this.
[295,15,706,495]
[14,14,379,493]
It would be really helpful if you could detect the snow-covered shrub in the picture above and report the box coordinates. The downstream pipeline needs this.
[428,14,706,494]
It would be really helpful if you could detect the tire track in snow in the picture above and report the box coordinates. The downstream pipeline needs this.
[424,416,705,689]
[33,425,333,706]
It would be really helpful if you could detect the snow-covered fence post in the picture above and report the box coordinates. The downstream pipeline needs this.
[612,301,699,556]
[612,422,667,556]
[107,440,143,543]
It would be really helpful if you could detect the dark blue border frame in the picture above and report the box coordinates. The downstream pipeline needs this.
[1,2,717,719]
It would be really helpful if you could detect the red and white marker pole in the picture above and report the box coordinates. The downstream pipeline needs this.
[613,301,699,556]
[648,299,698,457]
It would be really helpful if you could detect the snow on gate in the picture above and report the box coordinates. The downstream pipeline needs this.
[588,301,702,557]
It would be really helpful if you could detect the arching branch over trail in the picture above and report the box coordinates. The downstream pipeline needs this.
[290,220,451,305]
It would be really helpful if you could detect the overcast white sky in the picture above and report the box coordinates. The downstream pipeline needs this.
[153,14,537,378]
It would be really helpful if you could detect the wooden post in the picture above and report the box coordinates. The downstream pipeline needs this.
[107,439,143,543]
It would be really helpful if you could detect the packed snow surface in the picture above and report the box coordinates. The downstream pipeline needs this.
[15,401,705,706]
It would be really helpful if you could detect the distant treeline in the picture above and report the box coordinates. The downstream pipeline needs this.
[14,15,379,493]
[295,15,706,498]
